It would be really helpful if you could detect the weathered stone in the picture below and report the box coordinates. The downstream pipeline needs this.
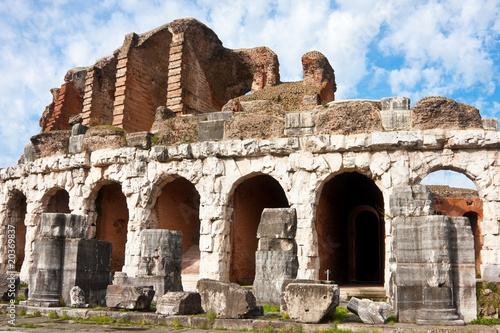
[198,120,226,141]
[105,285,155,310]
[0,274,19,301]
[412,96,483,130]
[28,213,111,307]
[389,185,434,217]
[283,282,339,323]
[155,106,176,121]
[196,279,257,319]
[69,135,84,154]
[126,131,153,150]
[207,111,234,121]
[280,279,334,313]
[347,297,391,324]
[71,123,88,136]
[257,208,297,239]
[483,117,499,131]
[156,291,203,315]
[70,286,87,308]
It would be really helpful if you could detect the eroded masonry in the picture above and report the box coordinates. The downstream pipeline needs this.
[1,18,499,323]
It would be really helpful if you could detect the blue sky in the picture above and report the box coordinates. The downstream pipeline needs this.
[0,0,499,189]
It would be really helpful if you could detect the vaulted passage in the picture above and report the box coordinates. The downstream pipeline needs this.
[230,175,289,284]
[316,172,384,285]
[156,177,200,275]
[6,191,27,272]
[95,183,128,274]
[46,189,70,213]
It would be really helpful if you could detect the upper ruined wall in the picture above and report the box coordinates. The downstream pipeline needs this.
[39,18,336,134]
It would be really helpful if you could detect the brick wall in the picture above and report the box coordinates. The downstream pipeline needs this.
[82,57,117,127]
[44,82,83,131]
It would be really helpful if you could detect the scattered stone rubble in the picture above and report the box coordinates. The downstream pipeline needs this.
[283,282,339,323]
[347,297,391,324]
[156,291,203,315]
[105,285,155,310]
[197,279,258,319]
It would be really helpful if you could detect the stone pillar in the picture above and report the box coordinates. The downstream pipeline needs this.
[114,229,183,299]
[391,185,476,324]
[28,213,111,306]
[253,208,298,305]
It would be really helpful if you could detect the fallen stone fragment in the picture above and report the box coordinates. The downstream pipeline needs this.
[70,286,88,308]
[347,297,392,324]
[156,291,203,315]
[0,274,19,301]
[105,285,155,310]
[283,282,339,323]
[196,279,257,319]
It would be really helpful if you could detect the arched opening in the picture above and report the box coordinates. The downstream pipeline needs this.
[230,174,289,284]
[95,183,129,274]
[316,172,384,285]
[156,177,200,280]
[45,189,70,213]
[422,169,483,277]
[6,191,27,272]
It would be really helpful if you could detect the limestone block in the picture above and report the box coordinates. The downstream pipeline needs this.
[253,251,298,305]
[91,147,135,167]
[207,111,234,121]
[269,138,300,156]
[126,132,153,150]
[39,213,88,239]
[285,112,315,132]
[69,135,84,154]
[381,96,411,111]
[202,157,225,176]
[483,117,499,131]
[380,110,411,131]
[347,297,392,324]
[389,185,433,218]
[198,120,226,141]
[329,135,347,150]
[197,279,257,319]
[241,139,259,156]
[138,229,182,276]
[70,286,87,308]
[445,130,485,149]
[257,208,297,239]
[299,135,329,153]
[156,291,203,315]
[167,144,192,160]
[346,133,371,150]
[71,124,89,136]
[284,283,339,323]
[105,285,155,310]
[371,131,423,149]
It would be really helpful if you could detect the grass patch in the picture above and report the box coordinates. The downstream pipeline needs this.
[26,311,42,318]
[19,308,26,316]
[469,317,500,325]
[263,304,280,313]
[332,306,349,324]
[48,310,59,319]
[385,315,398,324]
[13,323,44,328]
[207,311,216,325]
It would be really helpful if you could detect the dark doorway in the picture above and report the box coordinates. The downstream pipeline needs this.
[6,191,27,272]
[316,172,384,285]
[464,211,482,275]
[230,174,289,284]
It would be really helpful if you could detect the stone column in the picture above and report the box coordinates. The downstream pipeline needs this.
[253,208,298,305]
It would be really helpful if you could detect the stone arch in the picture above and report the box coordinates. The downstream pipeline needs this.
[91,181,129,274]
[5,190,27,272]
[153,176,201,277]
[228,173,290,284]
[43,188,70,213]
[315,171,384,284]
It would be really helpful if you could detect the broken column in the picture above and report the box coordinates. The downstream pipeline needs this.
[391,185,476,324]
[253,208,298,305]
[113,229,183,299]
[28,213,111,306]
[347,297,392,324]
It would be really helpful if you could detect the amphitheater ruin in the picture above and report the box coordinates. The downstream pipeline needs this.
[1,18,499,323]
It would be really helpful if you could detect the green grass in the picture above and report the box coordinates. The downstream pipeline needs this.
[12,323,44,328]
[332,306,349,323]
[469,317,500,325]
[48,310,59,319]
[263,304,280,313]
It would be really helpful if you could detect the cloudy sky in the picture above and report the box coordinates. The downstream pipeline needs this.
[1,0,499,188]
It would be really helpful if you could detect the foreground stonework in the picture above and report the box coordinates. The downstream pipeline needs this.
[1,18,499,323]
